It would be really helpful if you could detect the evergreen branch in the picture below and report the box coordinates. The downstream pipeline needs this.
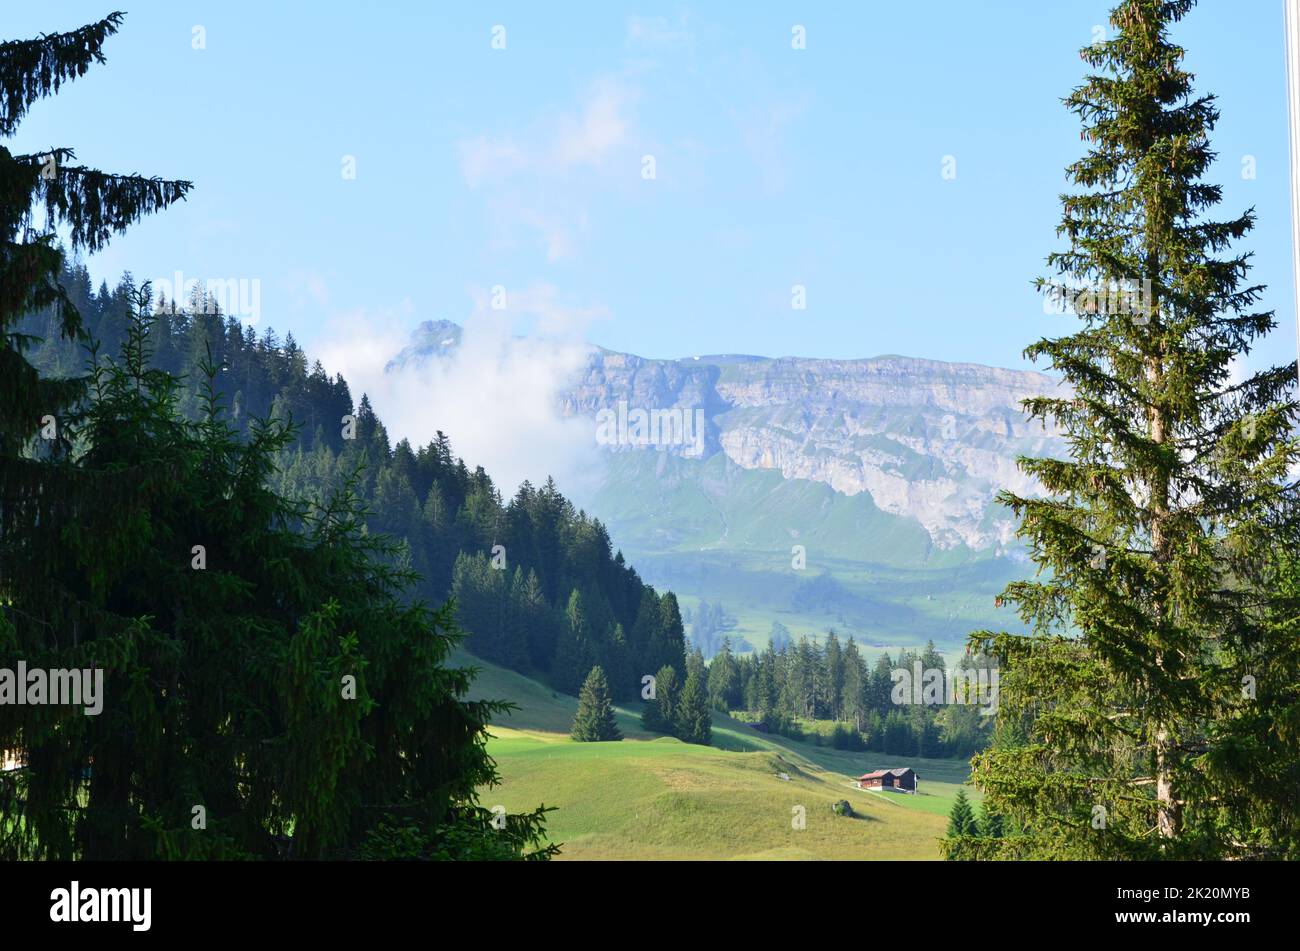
[0,13,124,136]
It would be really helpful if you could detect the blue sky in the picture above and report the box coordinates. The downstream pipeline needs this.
[8,1,1298,375]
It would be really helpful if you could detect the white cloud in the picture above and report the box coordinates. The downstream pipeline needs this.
[453,79,639,260]
[313,288,606,497]
[550,81,631,168]
[457,79,636,187]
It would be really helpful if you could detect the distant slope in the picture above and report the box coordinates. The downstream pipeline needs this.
[577,450,1031,653]
[456,650,973,859]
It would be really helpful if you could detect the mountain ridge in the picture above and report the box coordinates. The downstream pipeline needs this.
[388,319,1068,553]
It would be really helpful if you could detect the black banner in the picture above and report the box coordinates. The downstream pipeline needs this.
[0,859,1277,938]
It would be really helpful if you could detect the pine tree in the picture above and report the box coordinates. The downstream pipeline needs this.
[641,664,679,735]
[2,291,558,859]
[841,637,867,731]
[942,789,980,861]
[0,15,192,444]
[947,789,978,837]
[628,587,662,677]
[676,667,713,746]
[652,592,688,678]
[570,666,622,742]
[823,631,845,722]
[602,622,634,701]
[707,637,739,713]
[516,568,554,672]
[0,15,556,860]
[971,0,1300,859]
[0,13,192,856]
[552,589,592,696]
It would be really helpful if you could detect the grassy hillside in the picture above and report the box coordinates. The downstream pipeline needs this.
[455,650,977,859]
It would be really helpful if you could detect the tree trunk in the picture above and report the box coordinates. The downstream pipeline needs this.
[1145,239,1180,842]
[1155,723,1181,838]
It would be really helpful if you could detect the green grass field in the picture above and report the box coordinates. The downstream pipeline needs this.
[455,650,978,859]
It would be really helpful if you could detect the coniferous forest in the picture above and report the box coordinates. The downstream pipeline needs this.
[19,260,689,708]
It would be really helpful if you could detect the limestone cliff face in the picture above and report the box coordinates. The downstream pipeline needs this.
[557,350,1067,550]
[389,323,1069,552]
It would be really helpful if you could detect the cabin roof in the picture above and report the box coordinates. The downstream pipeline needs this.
[857,767,914,780]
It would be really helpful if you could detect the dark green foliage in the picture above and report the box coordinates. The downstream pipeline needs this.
[978,801,1005,839]
[0,13,554,860]
[0,13,124,135]
[947,789,978,838]
[651,593,688,681]
[0,11,188,459]
[570,666,622,742]
[552,589,593,696]
[602,622,635,703]
[675,667,712,746]
[641,665,679,734]
[1,292,556,859]
[707,637,739,712]
[970,0,1300,859]
[829,723,865,752]
[941,789,980,861]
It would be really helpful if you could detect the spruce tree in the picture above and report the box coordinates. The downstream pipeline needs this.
[552,589,591,696]
[0,14,191,436]
[651,592,688,678]
[603,622,633,702]
[841,638,867,731]
[942,789,980,861]
[972,0,1300,858]
[707,637,738,713]
[0,15,556,860]
[675,667,713,746]
[641,664,679,734]
[570,666,622,742]
[0,12,191,856]
[947,789,979,838]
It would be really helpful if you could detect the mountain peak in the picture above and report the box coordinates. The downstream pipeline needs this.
[386,320,463,371]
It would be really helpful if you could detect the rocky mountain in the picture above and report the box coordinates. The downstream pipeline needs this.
[560,348,1068,552]
[388,320,1068,650]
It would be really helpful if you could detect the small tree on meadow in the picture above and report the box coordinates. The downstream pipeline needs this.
[571,666,622,742]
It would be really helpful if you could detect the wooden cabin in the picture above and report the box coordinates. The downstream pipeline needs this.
[857,767,917,794]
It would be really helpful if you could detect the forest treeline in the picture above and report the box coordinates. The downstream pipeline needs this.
[717,635,994,758]
[20,261,690,703]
